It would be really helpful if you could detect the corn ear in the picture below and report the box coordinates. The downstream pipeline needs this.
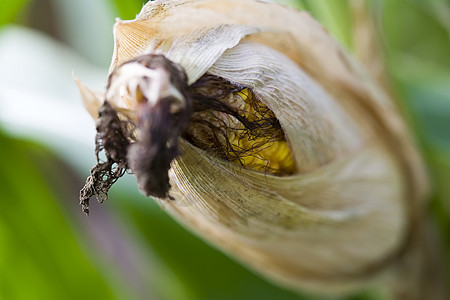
[77,0,438,297]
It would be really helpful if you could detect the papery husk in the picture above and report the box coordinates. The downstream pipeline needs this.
[78,0,435,297]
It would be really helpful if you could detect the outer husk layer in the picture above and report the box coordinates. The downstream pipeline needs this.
[78,0,430,296]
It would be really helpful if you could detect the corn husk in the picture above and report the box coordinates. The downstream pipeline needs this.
[77,0,432,297]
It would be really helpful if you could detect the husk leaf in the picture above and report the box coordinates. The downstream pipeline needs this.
[78,0,434,297]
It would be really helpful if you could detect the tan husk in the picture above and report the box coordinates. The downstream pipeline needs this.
[78,0,432,297]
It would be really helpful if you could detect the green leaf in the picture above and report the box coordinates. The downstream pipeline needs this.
[382,0,450,70]
[0,0,29,26]
[302,0,353,49]
[110,0,149,20]
[406,78,450,151]
[0,131,124,300]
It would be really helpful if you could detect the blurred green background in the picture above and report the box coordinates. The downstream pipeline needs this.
[0,0,449,299]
